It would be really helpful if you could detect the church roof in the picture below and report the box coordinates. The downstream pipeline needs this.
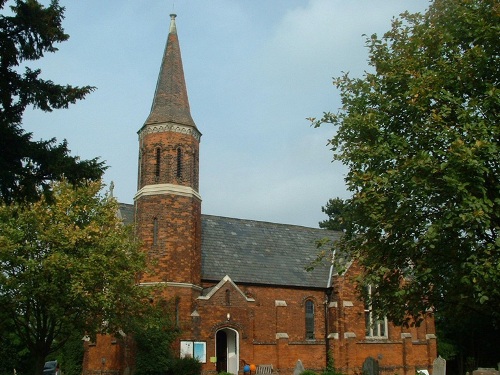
[143,14,196,128]
[200,215,340,289]
[117,204,340,289]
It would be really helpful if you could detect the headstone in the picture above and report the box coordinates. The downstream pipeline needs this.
[362,357,379,375]
[472,368,500,375]
[293,359,305,375]
[433,356,446,375]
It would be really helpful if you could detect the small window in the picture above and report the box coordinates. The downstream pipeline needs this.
[364,285,388,338]
[153,218,158,246]
[155,148,161,180]
[193,154,198,190]
[175,298,180,328]
[176,147,182,179]
[225,289,231,306]
[305,300,315,339]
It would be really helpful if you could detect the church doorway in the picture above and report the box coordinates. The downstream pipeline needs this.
[215,328,239,374]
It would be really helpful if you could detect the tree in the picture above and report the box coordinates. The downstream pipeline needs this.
[133,299,178,375]
[0,0,104,204]
[0,180,150,375]
[312,0,499,326]
[319,197,349,231]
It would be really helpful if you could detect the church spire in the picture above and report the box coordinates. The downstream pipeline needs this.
[144,14,196,128]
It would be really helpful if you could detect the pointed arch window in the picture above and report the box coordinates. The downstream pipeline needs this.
[155,148,161,182]
[364,285,388,338]
[305,300,315,339]
[176,147,183,179]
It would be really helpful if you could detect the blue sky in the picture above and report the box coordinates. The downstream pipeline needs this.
[22,0,430,227]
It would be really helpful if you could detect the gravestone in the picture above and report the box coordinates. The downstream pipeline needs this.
[293,359,305,375]
[362,357,379,375]
[472,368,500,375]
[433,356,446,375]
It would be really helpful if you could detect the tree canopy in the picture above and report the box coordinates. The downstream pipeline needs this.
[313,0,499,325]
[319,197,349,232]
[0,0,104,204]
[0,180,150,375]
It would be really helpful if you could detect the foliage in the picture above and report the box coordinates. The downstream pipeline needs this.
[133,299,178,375]
[0,315,34,375]
[0,0,104,205]
[319,197,350,231]
[436,311,500,373]
[312,0,500,325]
[0,180,150,375]
[55,332,84,375]
[321,352,344,375]
[165,357,202,375]
[300,371,319,375]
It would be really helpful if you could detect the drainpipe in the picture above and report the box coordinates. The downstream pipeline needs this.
[324,250,336,369]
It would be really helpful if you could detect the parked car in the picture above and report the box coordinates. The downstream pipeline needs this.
[43,361,60,375]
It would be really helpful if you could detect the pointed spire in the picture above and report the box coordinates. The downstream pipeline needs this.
[144,14,196,128]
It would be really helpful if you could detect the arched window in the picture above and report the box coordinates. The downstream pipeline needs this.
[153,217,158,246]
[305,300,315,339]
[176,147,182,179]
[155,148,161,181]
[364,285,388,338]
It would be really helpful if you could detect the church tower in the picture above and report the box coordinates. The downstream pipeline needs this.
[135,14,202,295]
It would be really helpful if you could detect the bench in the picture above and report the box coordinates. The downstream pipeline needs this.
[255,364,274,374]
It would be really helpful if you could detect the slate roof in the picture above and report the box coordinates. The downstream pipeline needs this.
[117,204,340,289]
[118,203,134,226]
[201,215,341,289]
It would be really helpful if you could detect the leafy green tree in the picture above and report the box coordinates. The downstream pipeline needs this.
[0,315,33,375]
[312,0,499,326]
[436,313,500,374]
[0,180,150,375]
[55,332,84,375]
[132,297,202,375]
[133,299,178,375]
[0,0,104,204]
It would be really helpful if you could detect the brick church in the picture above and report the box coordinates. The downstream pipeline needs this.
[83,14,437,375]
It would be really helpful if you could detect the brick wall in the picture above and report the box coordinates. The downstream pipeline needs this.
[135,194,201,285]
[84,273,436,375]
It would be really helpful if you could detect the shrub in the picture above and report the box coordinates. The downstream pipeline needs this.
[165,357,201,375]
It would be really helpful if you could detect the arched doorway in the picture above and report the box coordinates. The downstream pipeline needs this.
[216,328,239,374]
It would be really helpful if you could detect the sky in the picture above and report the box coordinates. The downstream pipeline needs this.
[21,0,430,228]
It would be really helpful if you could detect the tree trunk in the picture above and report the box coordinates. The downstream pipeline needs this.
[34,353,47,375]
